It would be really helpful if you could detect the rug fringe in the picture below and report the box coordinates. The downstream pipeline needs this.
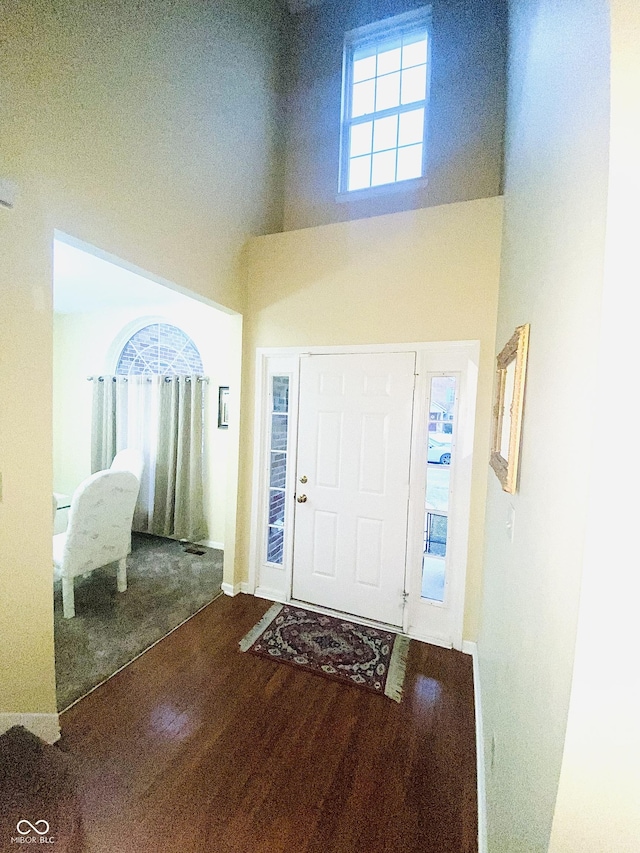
[385,634,411,703]
[239,603,283,652]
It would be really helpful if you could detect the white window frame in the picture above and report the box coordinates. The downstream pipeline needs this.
[338,7,432,196]
[248,354,300,604]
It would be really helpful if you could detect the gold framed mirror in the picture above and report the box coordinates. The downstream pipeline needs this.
[490,324,530,493]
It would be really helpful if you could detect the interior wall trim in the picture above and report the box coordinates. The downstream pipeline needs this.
[0,713,61,745]
[222,582,250,597]
[197,539,224,551]
[462,640,487,853]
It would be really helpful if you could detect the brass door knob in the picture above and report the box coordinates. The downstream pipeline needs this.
[299,475,308,484]
[296,494,308,503]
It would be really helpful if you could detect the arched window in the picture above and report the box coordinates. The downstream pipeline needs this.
[116,322,204,375]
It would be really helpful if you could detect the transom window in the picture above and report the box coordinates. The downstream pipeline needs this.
[340,9,430,193]
[116,323,204,375]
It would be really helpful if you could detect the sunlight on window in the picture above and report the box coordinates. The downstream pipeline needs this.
[341,11,429,193]
[422,376,456,603]
[398,108,424,145]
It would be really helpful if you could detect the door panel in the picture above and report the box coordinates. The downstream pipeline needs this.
[311,511,338,577]
[292,352,415,626]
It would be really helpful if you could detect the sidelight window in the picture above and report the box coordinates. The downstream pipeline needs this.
[422,375,457,602]
[266,376,290,566]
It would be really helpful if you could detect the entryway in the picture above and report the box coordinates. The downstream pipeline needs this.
[249,342,478,650]
[292,352,415,627]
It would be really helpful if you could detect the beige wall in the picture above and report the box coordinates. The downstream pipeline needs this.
[53,301,235,546]
[477,1,611,851]
[283,0,507,230]
[0,194,58,716]
[0,0,283,720]
[238,196,503,639]
[548,1,640,849]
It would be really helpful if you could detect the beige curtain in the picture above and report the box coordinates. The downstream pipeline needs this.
[90,375,208,541]
[90,376,128,473]
[150,377,207,541]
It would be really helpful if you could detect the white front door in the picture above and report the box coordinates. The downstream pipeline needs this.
[291,352,416,627]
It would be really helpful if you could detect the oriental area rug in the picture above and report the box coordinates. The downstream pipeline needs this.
[239,604,410,702]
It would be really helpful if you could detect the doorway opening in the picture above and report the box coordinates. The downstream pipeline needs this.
[52,231,242,710]
[249,342,479,650]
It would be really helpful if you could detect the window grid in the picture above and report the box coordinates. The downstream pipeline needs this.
[422,375,457,603]
[116,323,204,376]
[266,376,290,566]
[341,12,430,193]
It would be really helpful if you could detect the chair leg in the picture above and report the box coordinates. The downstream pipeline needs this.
[117,557,127,593]
[62,577,75,619]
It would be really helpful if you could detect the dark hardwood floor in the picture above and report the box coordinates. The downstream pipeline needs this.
[59,594,477,853]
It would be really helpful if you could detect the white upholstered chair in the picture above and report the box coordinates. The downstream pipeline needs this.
[53,470,140,619]
[110,448,144,553]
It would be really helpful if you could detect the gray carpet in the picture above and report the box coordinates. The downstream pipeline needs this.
[54,533,223,711]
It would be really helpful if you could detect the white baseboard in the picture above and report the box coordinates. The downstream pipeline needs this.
[222,581,250,597]
[462,640,487,853]
[254,586,287,603]
[407,627,452,649]
[196,539,224,550]
[0,712,60,744]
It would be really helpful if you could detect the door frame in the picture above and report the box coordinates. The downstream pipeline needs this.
[248,341,479,650]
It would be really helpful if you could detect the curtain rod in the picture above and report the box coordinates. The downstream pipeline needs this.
[87,375,209,383]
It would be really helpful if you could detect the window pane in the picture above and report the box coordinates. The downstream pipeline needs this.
[269,489,286,525]
[267,526,284,565]
[352,79,375,117]
[371,149,397,186]
[398,108,424,146]
[266,375,289,567]
[270,452,287,488]
[373,115,398,152]
[353,53,376,83]
[348,155,371,190]
[375,71,400,111]
[117,323,203,376]
[343,16,430,195]
[350,121,373,157]
[402,36,427,68]
[376,33,402,55]
[377,46,401,75]
[271,414,288,450]
[422,375,456,602]
[426,513,448,556]
[396,143,423,181]
[426,465,450,512]
[422,556,445,601]
[272,376,289,413]
[401,64,427,105]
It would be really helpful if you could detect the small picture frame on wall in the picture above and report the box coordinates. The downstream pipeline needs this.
[218,386,229,429]
[490,324,530,494]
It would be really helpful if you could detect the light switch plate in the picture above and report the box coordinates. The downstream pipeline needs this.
[506,503,515,542]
